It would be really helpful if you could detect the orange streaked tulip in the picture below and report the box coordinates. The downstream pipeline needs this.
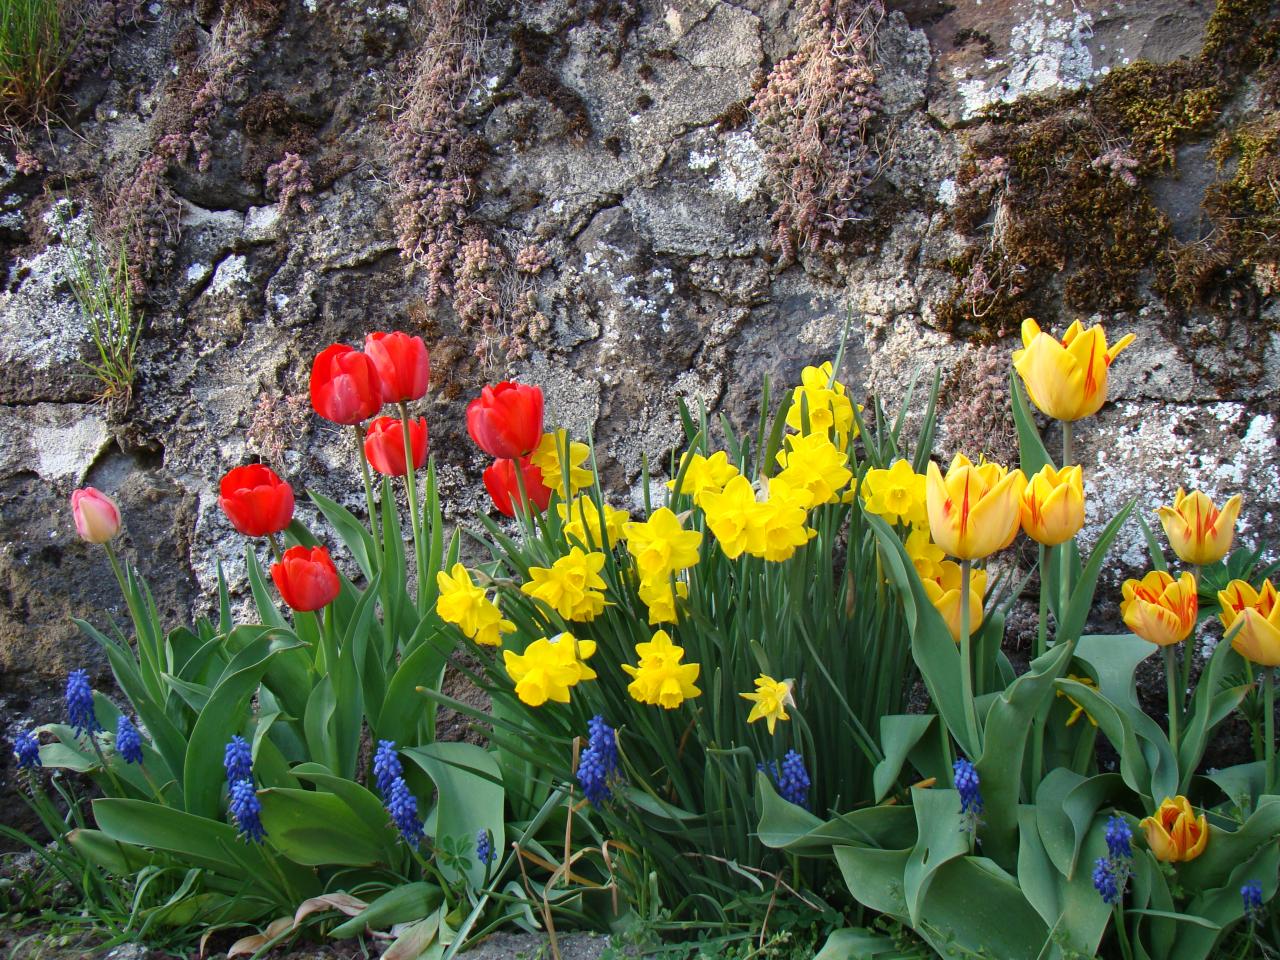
[1020,464,1085,546]
[925,454,1026,560]
[1139,795,1208,862]
[1218,579,1280,666]
[922,561,987,642]
[1156,488,1243,566]
[1120,570,1198,647]
[1012,318,1135,422]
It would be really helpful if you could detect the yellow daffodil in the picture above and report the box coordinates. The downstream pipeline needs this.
[1012,318,1135,422]
[1020,464,1085,546]
[1156,488,1243,566]
[530,430,594,496]
[521,547,610,622]
[1056,674,1098,726]
[701,475,770,559]
[925,453,1026,560]
[1218,579,1280,666]
[862,459,928,527]
[740,675,795,733]
[435,562,515,647]
[622,629,701,709]
[774,432,853,508]
[904,529,945,582]
[922,560,986,641]
[624,508,702,583]
[503,633,597,707]
[557,495,629,548]
[1140,795,1208,862]
[667,451,740,507]
[1120,571,1198,647]
[637,577,688,624]
[754,478,816,562]
[785,361,861,442]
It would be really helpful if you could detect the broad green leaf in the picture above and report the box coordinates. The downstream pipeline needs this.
[257,787,386,866]
[813,927,903,959]
[833,845,911,917]
[903,787,970,925]
[329,883,443,939]
[377,625,450,745]
[873,714,934,803]
[1177,638,1250,790]
[308,489,376,580]
[916,856,1050,959]
[1180,797,1280,892]
[402,742,505,886]
[1058,501,1136,645]
[1010,371,1052,477]
[292,763,398,862]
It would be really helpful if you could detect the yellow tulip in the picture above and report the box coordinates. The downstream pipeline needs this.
[1139,795,1208,862]
[1020,464,1085,546]
[922,561,987,642]
[1120,571,1198,647]
[1218,579,1280,667]
[925,454,1026,560]
[1012,318,1135,422]
[1156,488,1243,566]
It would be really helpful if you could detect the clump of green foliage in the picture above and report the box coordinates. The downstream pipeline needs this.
[0,0,67,124]
[63,219,142,407]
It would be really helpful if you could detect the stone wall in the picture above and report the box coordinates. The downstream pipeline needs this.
[0,0,1277,796]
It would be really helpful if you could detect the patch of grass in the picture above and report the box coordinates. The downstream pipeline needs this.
[0,0,69,125]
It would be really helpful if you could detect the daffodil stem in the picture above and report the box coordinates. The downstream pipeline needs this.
[399,402,427,614]
[355,424,382,560]
[1164,645,1181,756]
[959,559,982,753]
[1265,668,1275,796]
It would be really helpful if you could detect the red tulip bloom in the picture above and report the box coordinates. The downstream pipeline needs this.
[364,332,430,404]
[466,382,544,459]
[484,457,552,517]
[310,344,383,425]
[218,465,295,537]
[271,545,341,612]
[364,416,429,477]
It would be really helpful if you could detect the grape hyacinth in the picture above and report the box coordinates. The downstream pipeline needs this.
[66,669,101,736]
[953,757,983,835]
[12,730,40,770]
[1093,815,1133,906]
[577,715,620,807]
[224,735,252,786]
[761,750,812,809]
[1243,879,1266,925]
[115,715,143,765]
[373,739,403,800]
[229,778,266,843]
[475,828,495,866]
[386,776,424,847]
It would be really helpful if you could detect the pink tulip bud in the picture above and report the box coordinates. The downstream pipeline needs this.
[71,487,122,544]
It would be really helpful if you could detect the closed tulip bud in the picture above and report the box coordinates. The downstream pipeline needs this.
[310,344,383,425]
[364,416,428,477]
[925,454,1026,560]
[364,332,430,404]
[71,487,121,544]
[1218,579,1280,666]
[484,457,552,517]
[1139,796,1208,862]
[1012,318,1135,422]
[1020,464,1085,546]
[466,382,544,459]
[218,465,295,537]
[922,561,987,641]
[1120,570,1197,647]
[1156,488,1243,566]
[270,545,341,612]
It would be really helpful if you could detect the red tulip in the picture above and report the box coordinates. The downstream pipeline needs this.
[364,416,428,477]
[466,383,544,459]
[364,332,430,404]
[71,487,121,543]
[218,465,295,537]
[483,457,552,517]
[310,344,382,425]
[270,545,341,612]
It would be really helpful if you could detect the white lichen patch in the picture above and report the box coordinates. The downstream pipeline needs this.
[208,254,250,296]
[0,403,110,483]
[955,0,1096,119]
[708,132,766,203]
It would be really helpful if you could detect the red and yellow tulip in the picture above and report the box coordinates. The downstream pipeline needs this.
[925,454,1025,560]
[1218,579,1280,666]
[1012,318,1134,422]
[1120,571,1198,647]
[1140,796,1208,862]
[1156,488,1243,566]
[1020,464,1085,546]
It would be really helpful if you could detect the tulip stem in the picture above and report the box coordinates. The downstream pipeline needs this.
[355,424,382,561]
[267,533,283,563]
[1061,420,1074,468]
[1032,543,1048,786]
[1265,668,1275,796]
[959,559,982,753]
[398,402,427,614]
[1180,565,1200,717]
[1164,645,1180,756]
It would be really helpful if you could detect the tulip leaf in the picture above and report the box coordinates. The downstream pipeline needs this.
[1179,797,1280,892]
[873,714,935,803]
[257,787,387,867]
[812,927,902,960]
[328,883,443,939]
[918,856,1050,959]
[308,489,376,582]
[1053,678,1155,805]
[377,625,451,746]
[1177,639,1251,790]
[833,846,911,918]
[1010,370,1053,476]
[1058,499,1136,646]
[903,786,970,925]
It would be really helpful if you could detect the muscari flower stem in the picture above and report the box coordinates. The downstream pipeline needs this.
[354,423,382,560]
[958,559,982,752]
[1114,902,1135,960]
[398,402,427,613]
[1164,645,1181,756]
